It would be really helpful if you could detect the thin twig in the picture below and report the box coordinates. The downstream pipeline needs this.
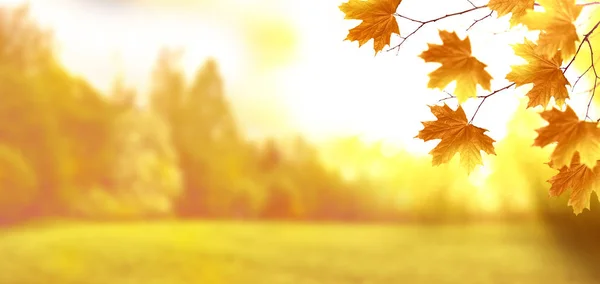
[467,11,494,31]
[563,20,600,74]
[587,75,598,121]
[388,5,488,53]
[572,64,593,92]
[533,2,599,7]
[469,83,516,124]
[574,81,600,95]
[438,90,487,102]
[584,38,600,120]
[438,83,516,123]
[579,1,600,7]
[438,91,456,102]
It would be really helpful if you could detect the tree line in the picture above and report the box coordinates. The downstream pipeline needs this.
[0,5,590,226]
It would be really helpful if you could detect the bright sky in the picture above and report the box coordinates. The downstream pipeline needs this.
[2,0,592,154]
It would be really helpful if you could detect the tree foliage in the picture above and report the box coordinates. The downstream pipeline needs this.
[0,5,122,218]
[339,0,600,214]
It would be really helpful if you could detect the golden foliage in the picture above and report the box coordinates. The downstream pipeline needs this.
[488,0,535,25]
[534,106,600,169]
[548,153,600,215]
[419,30,492,103]
[339,0,402,54]
[416,104,496,174]
[336,0,600,214]
[506,39,570,108]
[521,0,583,58]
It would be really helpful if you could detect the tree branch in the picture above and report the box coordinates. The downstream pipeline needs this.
[388,5,488,53]
[437,83,516,124]
[389,2,600,125]
[388,2,598,54]
[563,20,600,74]
[579,1,600,7]
[583,38,600,121]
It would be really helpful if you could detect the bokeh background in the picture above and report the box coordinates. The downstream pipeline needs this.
[1,0,600,283]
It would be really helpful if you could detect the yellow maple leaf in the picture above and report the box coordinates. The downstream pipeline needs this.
[534,105,600,169]
[548,153,600,215]
[520,0,582,58]
[505,39,570,108]
[339,0,402,54]
[488,0,535,26]
[416,104,496,173]
[419,30,492,103]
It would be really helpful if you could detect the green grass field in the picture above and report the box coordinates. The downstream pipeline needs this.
[0,221,595,284]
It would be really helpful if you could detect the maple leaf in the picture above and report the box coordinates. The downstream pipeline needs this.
[416,104,496,173]
[534,105,600,169]
[548,153,600,215]
[339,0,402,54]
[419,30,492,103]
[520,0,582,58]
[505,39,570,108]
[488,0,535,26]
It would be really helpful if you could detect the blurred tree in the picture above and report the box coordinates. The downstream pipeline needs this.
[256,138,302,219]
[149,52,257,217]
[109,74,137,109]
[259,138,281,172]
[58,78,123,203]
[149,48,186,122]
[0,5,122,218]
[77,107,183,219]
[0,144,37,224]
[0,4,67,217]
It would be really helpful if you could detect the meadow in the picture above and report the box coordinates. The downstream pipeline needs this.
[0,221,596,284]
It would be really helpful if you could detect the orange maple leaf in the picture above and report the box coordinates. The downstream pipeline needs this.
[506,39,570,108]
[339,0,402,54]
[488,0,535,26]
[548,153,600,215]
[419,30,492,103]
[416,104,496,173]
[520,0,582,58]
[534,105,600,169]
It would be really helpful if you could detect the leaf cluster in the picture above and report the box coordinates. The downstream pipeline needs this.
[339,0,600,214]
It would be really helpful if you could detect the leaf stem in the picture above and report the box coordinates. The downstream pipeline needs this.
[469,83,516,124]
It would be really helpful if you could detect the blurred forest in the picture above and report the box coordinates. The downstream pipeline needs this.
[1,4,600,228]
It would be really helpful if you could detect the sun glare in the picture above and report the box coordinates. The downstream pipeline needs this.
[14,0,535,148]
[13,0,544,196]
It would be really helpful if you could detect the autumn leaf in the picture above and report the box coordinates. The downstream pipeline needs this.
[419,30,492,103]
[488,0,534,26]
[548,153,600,215]
[506,39,570,108]
[339,0,402,54]
[534,105,600,169]
[416,104,496,173]
[520,0,582,58]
